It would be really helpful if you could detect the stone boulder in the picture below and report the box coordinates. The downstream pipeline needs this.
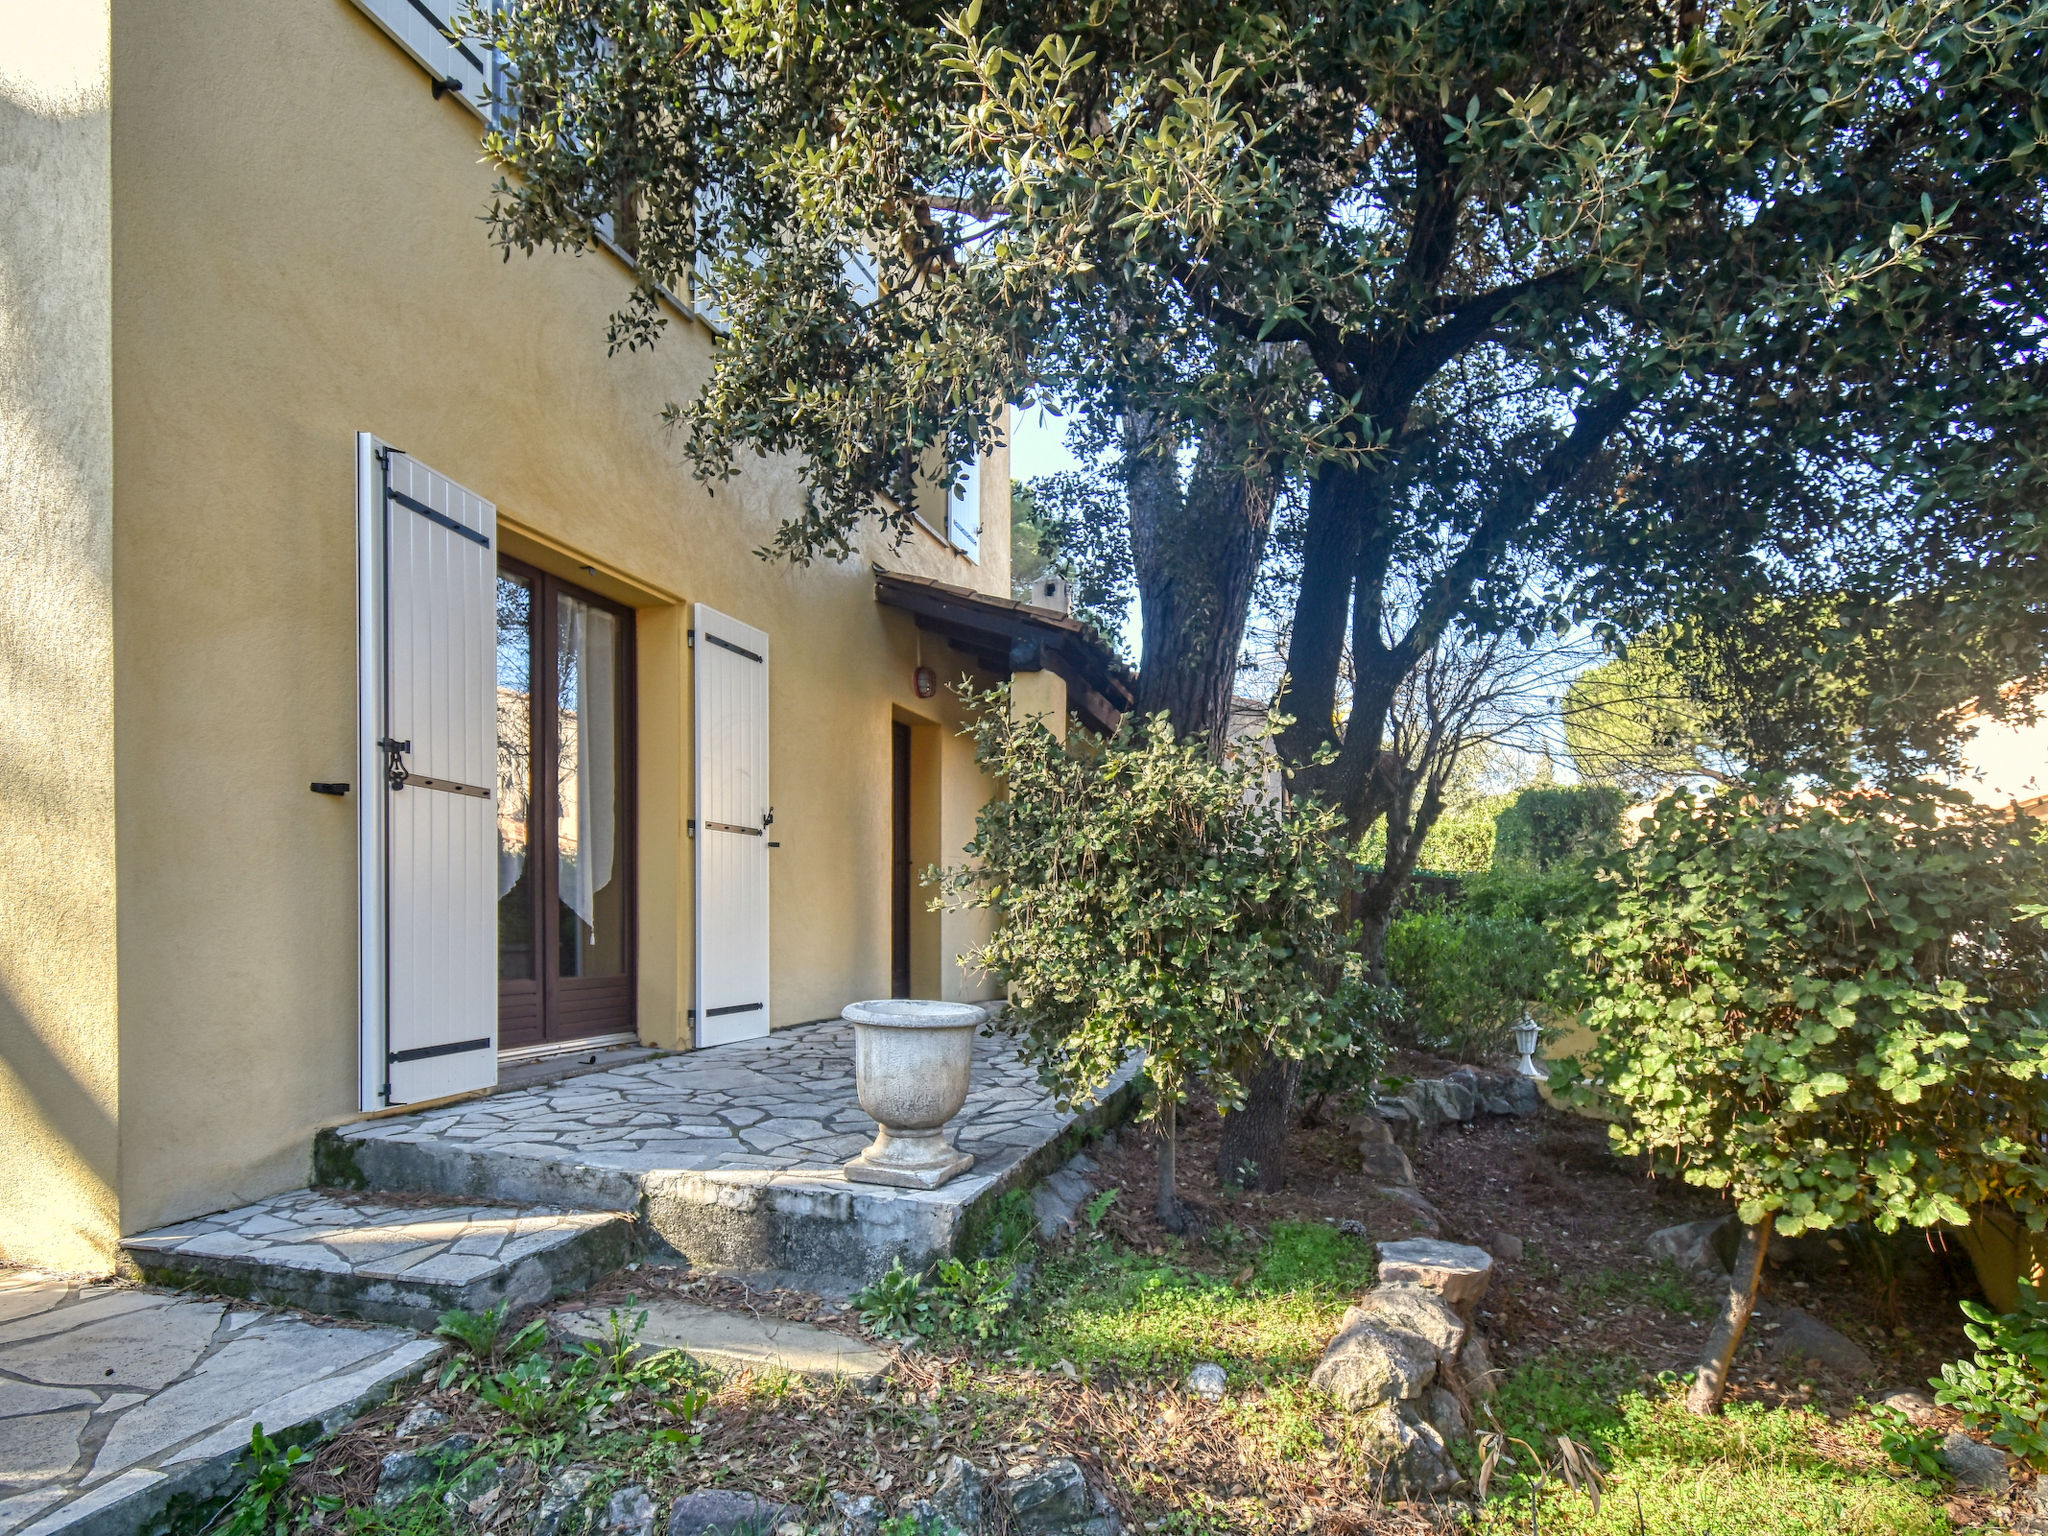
[667,1490,803,1536]
[1310,1282,1494,1496]
[1941,1431,2012,1493]
[1374,1240,1494,1317]
[1763,1307,1874,1376]
[1358,1142,1417,1188]
[599,1487,659,1536]
[894,1455,985,1535]
[1647,1217,1738,1277]
[1875,1389,1939,1426]
[1372,1185,1444,1237]
[1004,1457,1120,1536]
[1471,1070,1543,1118]
[533,1468,602,1536]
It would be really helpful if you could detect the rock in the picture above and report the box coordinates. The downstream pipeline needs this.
[1374,1099,1422,1148]
[599,1487,658,1536]
[1483,1232,1524,1263]
[1309,1313,1442,1409]
[1940,1430,2012,1493]
[895,1454,985,1534]
[1374,1185,1442,1237]
[374,1452,434,1511]
[1003,1457,1120,1536]
[397,1404,451,1438]
[1765,1308,1874,1375]
[1473,1070,1542,1117]
[1401,1078,1478,1128]
[443,1460,505,1517]
[1351,1113,1394,1147]
[1187,1363,1227,1401]
[667,1490,803,1536]
[1647,1217,1737,1277]
[1421,1385,1467,1443]
[1336,1219,1370,1239]
[534,1468,602,1536]
[375,1437,480,1510]
[1346,1283,1468,1358]
[828,1492,883,1536]
[1876,1389,1940,1426]
[1007,1458,1091,1531]
[1358,1142,1416,1187]
[1355,1404,1459,1497]
[1374,1240,1494,1315]
[1455,1331,1497,1400]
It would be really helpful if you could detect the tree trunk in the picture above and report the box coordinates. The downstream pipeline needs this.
[1127,416,1274,755]
[1688,1221,1772,1414]
[1156,1093,1184,1232]
[1217,1052,1304,1192]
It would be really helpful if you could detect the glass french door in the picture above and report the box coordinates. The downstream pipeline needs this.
[496,557,637,1050]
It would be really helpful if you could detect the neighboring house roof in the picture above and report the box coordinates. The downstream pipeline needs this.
[874,570,1137,735]
[1955,695,2048,814]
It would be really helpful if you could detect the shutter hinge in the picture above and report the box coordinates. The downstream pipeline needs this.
[686,628,695,647]
[687,819,695,838]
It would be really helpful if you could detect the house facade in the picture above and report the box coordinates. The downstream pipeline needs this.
[0,0,1123,1273]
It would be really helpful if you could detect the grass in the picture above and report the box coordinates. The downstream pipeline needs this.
[1476,1352,1957,1536]
[1015,1219,1376,1380]
[242,1221,1966,1536]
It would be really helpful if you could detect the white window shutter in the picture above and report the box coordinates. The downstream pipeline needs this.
[693,604,772,1047]
[357,436,500,1109]
[348,0,497,119]
[947,456,982,563]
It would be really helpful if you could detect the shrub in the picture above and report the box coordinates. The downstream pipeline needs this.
[1571,781,2048,1412]
[1936,1280,2048,1468]
[1494,785,1624,872]
[941,690,1360,1226]
[1385,905,1565,1062]
[1297,964,1404,1119]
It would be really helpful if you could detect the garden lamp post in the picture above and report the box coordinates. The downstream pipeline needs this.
[1513,1016,1548,1082]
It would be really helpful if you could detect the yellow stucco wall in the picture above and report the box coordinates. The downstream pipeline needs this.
[0,0,122,1273]
[0,0,1018,1266]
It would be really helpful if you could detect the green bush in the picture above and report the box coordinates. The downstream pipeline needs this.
[941,689,1361,1218]
[1494,785,1624,872]
[1575,782,2048,1238]
[1936,1280,2048,1468]
[1385,904,1565,1063]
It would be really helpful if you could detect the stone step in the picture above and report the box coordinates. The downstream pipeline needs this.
[121,1191,640,1329]
[312,1030,1143,1286]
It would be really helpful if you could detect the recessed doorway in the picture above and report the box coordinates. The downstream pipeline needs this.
[496,557,637,1051]
[892,722,912,998]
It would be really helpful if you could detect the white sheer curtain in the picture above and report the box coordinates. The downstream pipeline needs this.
[557,596,618,933]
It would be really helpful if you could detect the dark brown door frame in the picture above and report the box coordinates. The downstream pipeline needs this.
[891,721,912,998]
[498,554,639,1050]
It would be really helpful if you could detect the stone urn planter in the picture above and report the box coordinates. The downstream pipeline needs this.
[842,999,985,1189]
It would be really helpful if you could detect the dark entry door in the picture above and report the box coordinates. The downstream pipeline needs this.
[891,722,912,998]
[496,557,637,1049]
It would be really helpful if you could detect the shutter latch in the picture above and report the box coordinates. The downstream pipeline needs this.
[379,738,413,792]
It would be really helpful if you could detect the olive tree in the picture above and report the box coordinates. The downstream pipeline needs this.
[938,689,1359,1224]
[1571,785,2048,1414]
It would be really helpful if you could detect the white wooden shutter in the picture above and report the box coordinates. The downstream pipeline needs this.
[357,435,499,1109]
[947,456,982,563]
[692,603,771,1047]
[348,0,500,120]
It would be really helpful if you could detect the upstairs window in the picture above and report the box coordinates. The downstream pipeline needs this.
[348,0,502,121]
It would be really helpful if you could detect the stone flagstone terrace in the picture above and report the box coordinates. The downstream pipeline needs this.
[318,1020,1140,1285]
[0,1271,439,1536]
